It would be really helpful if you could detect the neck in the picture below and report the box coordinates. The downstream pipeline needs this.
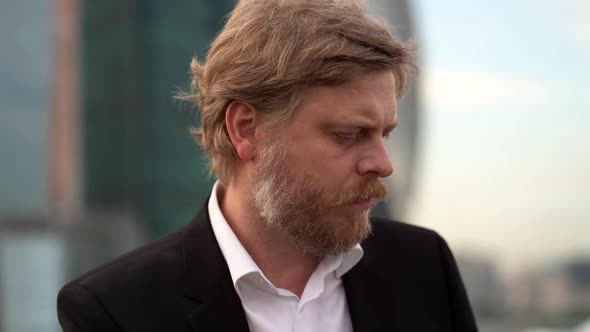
[218,179,320,297]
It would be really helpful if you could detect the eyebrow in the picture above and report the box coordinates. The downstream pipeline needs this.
[323,119,398,134]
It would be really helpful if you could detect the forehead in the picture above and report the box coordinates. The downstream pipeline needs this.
[292,71,398,127]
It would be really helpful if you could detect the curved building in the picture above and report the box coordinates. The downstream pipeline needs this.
[366,0,421,222]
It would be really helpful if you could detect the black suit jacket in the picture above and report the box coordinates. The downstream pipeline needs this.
[57,204,478,331]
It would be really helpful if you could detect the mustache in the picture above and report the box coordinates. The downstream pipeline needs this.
[333,178,389,206]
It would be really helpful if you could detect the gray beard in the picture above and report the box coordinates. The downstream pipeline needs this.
[251,141,372,257]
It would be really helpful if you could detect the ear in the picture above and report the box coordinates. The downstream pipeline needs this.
[225,101,258,161]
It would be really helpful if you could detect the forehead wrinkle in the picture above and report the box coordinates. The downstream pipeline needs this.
[334,101,397,131]
[295,71,398,130]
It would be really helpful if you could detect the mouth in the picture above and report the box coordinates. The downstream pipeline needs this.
[352,198,373,209]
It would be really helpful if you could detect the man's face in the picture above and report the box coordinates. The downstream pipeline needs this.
[252,70,397,257]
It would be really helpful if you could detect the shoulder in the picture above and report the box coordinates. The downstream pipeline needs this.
[65,225,189,292]
[57,223,196,330]
[58,223,192,314]
[362,217,453,274]
[353,220,478,330]
[367,216,444,251]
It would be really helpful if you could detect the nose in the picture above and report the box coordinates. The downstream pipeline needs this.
[357,140,394,178]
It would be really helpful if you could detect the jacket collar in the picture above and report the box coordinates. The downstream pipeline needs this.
[342,222,398,331]
[181,203,250,332]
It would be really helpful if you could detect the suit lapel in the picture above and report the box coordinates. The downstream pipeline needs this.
[181,203,250,332]
[343,241,398,331]
[187,283,250,332]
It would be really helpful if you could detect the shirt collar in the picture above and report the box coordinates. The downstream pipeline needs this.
[208,181,260,288]
[335,243,364,278]
[208,181,364,288]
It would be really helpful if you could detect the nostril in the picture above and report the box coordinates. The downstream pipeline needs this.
[382,161,394,177]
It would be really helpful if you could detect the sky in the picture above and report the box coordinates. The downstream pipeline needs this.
[409,0,590,274]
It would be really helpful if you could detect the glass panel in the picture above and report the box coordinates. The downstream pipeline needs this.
[0,233,65,332]
[0,0,51,215]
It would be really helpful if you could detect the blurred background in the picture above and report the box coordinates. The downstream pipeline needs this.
[0,0,588,331]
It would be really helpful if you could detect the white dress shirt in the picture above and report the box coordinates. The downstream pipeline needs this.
[208,181,364,332]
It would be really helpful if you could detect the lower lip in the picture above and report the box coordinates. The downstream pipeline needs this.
[353,199,373,209]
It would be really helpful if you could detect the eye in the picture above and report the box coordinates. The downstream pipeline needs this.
[382,129,393,140]
[335,133,357,139]
[332,132,359,143]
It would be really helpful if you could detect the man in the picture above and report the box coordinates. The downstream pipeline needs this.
[58,0,478,331]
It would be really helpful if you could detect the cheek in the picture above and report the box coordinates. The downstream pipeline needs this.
[308,155,359,193]
[289,137,360,181]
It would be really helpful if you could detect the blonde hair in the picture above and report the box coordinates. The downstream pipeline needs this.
[179,0,416,183]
